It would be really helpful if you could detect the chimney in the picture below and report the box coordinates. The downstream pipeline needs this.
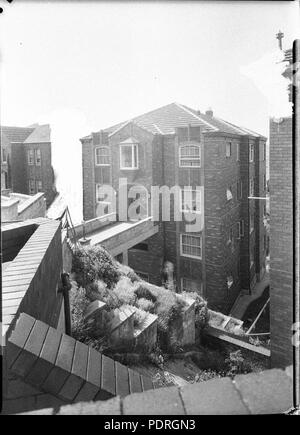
[205,108,213,117]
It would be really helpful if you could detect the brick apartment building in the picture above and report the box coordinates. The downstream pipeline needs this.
[269,40,300,368]
[81,103,267,313]
[1,124,57,207]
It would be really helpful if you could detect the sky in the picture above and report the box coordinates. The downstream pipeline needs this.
[1,1,299,222]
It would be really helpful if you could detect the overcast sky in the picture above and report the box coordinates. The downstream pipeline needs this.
[1,1,299,222]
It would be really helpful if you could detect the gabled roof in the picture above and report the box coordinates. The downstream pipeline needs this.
[1,124,51,144]
[82,102,265,140]
[1,126,35,143]
[120,136,139,144]
[24,124,51,143]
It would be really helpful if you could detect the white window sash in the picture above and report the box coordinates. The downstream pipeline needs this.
[120,144,139,170]
[95,147,110,166]
[180,234,202,259]
[179,145,201,168]
[180,188,201,214]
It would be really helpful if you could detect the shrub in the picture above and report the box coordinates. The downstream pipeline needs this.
[69,286,91,342]
[182,291,208,330]
[133,308,148,329]
[72,246,120,288]
[118,264,140,283]
[113,276,137,306]
[136,297,155,313]
[134,282,157,303]
[225,350,250,376]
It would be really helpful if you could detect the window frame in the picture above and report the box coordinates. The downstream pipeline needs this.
[35,149,41,166]
[180,188,201,214]
[2,148,7,163]
[249,178,255,197]
[249,143,254,162]
[227,275,234,289]
[36,180,43,192]
[27,149,34,166]
[226,186,233,201]
[179,145,201,168]
[181,277,203,295]
[237,220,245,239]
[28,179,35,194]
[249,212,255,234]
[95,183,112,216]
[226,142,232,158]
[120,143,139,170]
[180,233,202,260]
[236,143,240,161]
[95,146,110,166]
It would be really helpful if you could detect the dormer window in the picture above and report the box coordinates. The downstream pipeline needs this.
[179,145,201,168]
[120,138,139,170]
[95,146,110,166]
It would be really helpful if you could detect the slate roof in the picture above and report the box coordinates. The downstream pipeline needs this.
[1,126,35,143]
[1,124,51,144]
[82,102,265,140]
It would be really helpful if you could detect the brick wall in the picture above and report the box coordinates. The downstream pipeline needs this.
[23,142,56,207]
[81,122,266,314]
[19,366,293,415]
[269,117,293,368]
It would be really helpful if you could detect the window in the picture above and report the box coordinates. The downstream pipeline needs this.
[226,186,233,201]
[120,144,138,169]
[96,184,111,215]
[263,142,266,161]
[236,143,240,161]
[28,179,35,194]
[130,242,148,251]
[228,227,234,250]
[263,174,266,191]
[179,145,201,167]
[2,148,7,163]
[180,234,202,259]
[250,249,254,268]
[249,143,254,162]
[181,278,203,295]
[27,149,34,165]
[226,142,232,158]
[181,188,201,213]
[249,178,255,196]
[136,271,149,281]
[35,149,41,166]
[36,180,43,192]
[263,204,266,216]
[237,220,244,239]
[227,275,234,289]
[250,213,254,233]
[95,146,110,166]
[237,180,243,199]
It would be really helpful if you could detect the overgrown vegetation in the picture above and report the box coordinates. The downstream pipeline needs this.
[70,246,266,385]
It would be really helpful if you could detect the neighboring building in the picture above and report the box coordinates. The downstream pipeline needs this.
[269,39,299,368]
[81,103,267,313]
[1,124,57,207]
[1,192,46,222]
